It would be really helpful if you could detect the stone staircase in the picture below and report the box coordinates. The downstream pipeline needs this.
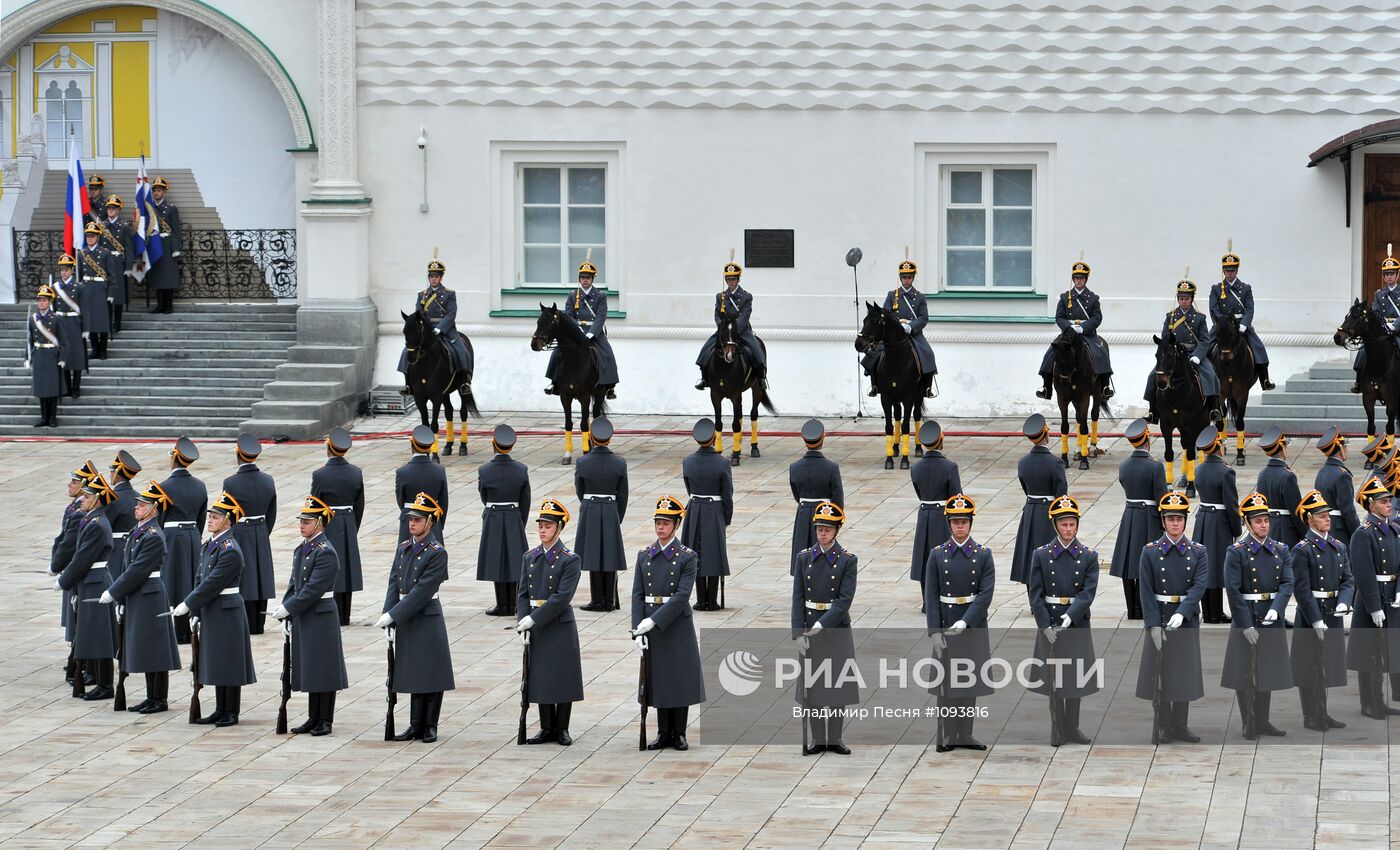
[1247,357,1373,434]
[0,303,297,438]
[27,168,225,230]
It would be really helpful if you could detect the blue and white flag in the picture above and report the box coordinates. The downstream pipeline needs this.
[131,156,163,281]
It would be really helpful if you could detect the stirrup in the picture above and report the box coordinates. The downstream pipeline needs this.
[695,379,706,390]
[867,385,879,397]
[1035,386,1052,399]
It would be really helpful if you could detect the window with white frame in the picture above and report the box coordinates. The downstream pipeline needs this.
[942,166,1034,289]
[519,164,606,285]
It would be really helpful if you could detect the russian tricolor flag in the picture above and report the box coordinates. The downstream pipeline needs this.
[64,140,89,257]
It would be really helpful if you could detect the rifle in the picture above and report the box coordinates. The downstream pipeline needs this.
[517,629,530,745]
[384,627,397,741]
[1046,628,1061,747]
[71,595,84,698]
[631,630,650,751]
[1151,628,1165,745]
[276,626,291,734]
[114,604,127,711]
[188,619,201,723]
[798,633,809,752]
[1243,635,1258,736]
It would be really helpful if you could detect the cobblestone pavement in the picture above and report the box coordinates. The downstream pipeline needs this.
[1,413,1394,848]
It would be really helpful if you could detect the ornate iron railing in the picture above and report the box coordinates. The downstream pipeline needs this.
[11,228,297,302]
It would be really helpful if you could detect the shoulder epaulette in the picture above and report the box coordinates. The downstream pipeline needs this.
[399,539,413,549]
[527,545,542,557]
[676,544,695,555]
[222,539,233,549]
[314,541,330,551]
[425,539,443,550]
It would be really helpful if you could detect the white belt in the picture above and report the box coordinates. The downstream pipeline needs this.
[1126,499,1156,505]
[805,601,832,611]
[32,342,56,348]
[1242,592,1274,601]
[238,515,266,523]
[1154,594,1186,603]
[1045,596,1074,605]
[92,561,108,571]
[691,494,722,501]
[645,595,668,604]
[939,595,974,604]
[1268,509,1289,516]
[328,505,354,511]
[530,599,547,607]
[799,498,828,504]
[164,521,195,528]
[484,502,517,508]
[1198,503,1225,510]
[582,494,615,500]
[1312,590,1338,599]
[219,587,240,596]
[1026,494,1053,501]
[920,500,946,507]
[579,319,593,325]
[1377,575,1397,583]
[111,532,128,540]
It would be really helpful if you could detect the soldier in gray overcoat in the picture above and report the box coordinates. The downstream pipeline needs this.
[545,258,618,397]
[102,479,181,714]
[1346,477,1400,719]
[1314,427,1359,543]
[1026,495,1098,746]
[106,450,140,580]
[273,496,349,736]
[175,491,256,727]
[478,425,531,616]
[908,420,960,607]
[159,437,206,645]
[1036,260,1114,400]
[397,255,473,380]
[1255,427,1306,548]
[53,462,94,684]
[574,418,628,611]
[224,434,278,634]
[861,259,936,398]
[52,255,87,397]
[792,501,858,755]
[925,494,995,752]
[77,223,114,359]
[310,427,364,625]
[516,499,585,745]
[1289,489,1355,731]
[1221,492,1293,739]
[395,425,448,545]
[1111,420,1167,620]
[1191,427,1240,624]
[147,177,183,316]
[632,496,706,750]
[27,285,64,427]
[1010,414,1068,584]
[57,474,118,701]
[379,492,455,743]
[1208,248,1274,390]
[1144,278,1219,422]
[681,418,732,610]
[789,419,844,575]
[695,259,767,389]
[1136,492,1209,744]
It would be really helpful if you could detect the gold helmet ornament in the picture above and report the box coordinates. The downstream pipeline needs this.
[653,495,686,521]
[812,500,846,528]
[1239,491,1270,518]
[1048,494,1081,520]
[536,498,571,526]
[1383,243,1399,273]
[427,246,446,275]
[944,493,977,518]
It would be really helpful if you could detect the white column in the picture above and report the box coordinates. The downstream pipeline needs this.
[309,0,362,199]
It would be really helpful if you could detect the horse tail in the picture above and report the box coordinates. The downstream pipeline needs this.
[461,383,481,418]
[756,384,778,415]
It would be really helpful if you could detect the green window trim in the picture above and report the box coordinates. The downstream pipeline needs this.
[489,308,627,319]
[928,290,1044,300]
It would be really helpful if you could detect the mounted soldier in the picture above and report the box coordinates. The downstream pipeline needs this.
[861,256,936,398]
[398,252,472,391]
[696,256,766,390]
[1037,258,1114,401]
[1351,246,1400,394]
[1208,242,1275,391]
[545,256,618,399]
[1146,273,1221,424]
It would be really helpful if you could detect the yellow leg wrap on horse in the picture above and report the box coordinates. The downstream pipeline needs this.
[430,437,440,454]
[444,421,454,444]
[750,420,759,445]
[902,434,911,457]
[893,422,902,446]
[1165,459,1175,482]
[1060,433,1070,457]
[1078,432,1089,458]
[713,433,722,452]
[564,430,574,455]
[1236,431,1246,451]
[1186,457,1196,483]
[732,431,742,454]
[461,420,468,447]
[582,432,591,453]
[1091,420,1099,445]
[885,435,895,457]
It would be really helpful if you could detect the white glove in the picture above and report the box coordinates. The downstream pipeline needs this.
[946,619,967,636]
[585,332,595,339]
[1238,323,1247,333]
[516,615,535,632]
[1059,614,1072,629]
[190,616,199,631]
[1262,609,1279,625]
[634,617,655,636]
[1190,356,1200,365]
[23,361,29,370]
[1373,610,1386,627]
[930,632,947,655]
[1391,593,1400,608]
[1042,626,1058,645]
[107,297,113,304]
[99,591,113,605]
[58,360,66,368]
[902,323,912,334]
[1312,621,1327,637]
[1167,612,1185,630]
[798,634,811,653]
[375,613,393,629]
[433,327,441,335]
[53,578,62,591]
[1243,627,1259,645]
[1150,626,1165,650]
[172,601,189,617]
[271,605,290,621]
[1335,602,1351,615]
[807,622,824,635]
[633,635,648,653]
[1071,325,1084,334]
[281,620,290,636]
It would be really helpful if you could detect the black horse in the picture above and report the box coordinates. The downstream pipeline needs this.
[401,310,479,456]
[1210,313,1258,466]
[855,302,924,470]
[531,304,609,465]
[701,314,777,466]
[1334,299,1400,443]
[1152,334,1211,498]
[1049,327,1111,470]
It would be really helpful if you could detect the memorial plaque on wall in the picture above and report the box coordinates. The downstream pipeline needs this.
[744,229,795,268]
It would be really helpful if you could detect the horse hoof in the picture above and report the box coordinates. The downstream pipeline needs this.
[1078,458,1090,471]
[443,444,453,456]
[1061,456,1070,469]
[884,458,895,470]
[729,454,741,467]
[562,456,572,466]
[899,457,910,470]
[1186,485,1198,499]
[750,446,761,458]
[1234,453,1247,467]
[1174,476,1188,488]
[914,445,925,458]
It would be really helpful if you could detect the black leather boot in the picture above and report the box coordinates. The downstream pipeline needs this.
[215,687,241,726]
[311,692,335,736]
[1035,375,1052,400]
[1254,691,1284,736]
[292,692,320,734]
[421,692,442,743]
[1257,363,1275,391]
[1169,702,1200,743]
[335,592,352,626]
[1061,698,1091,744]
[394,694,424,741]
[555,703,573,746]
[526,704,558,744]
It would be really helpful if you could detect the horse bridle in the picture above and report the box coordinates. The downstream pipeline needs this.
[857,311,910,353]
[532,311,561,351]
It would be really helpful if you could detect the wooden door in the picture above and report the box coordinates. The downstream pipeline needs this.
[1363,155,1400,302]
